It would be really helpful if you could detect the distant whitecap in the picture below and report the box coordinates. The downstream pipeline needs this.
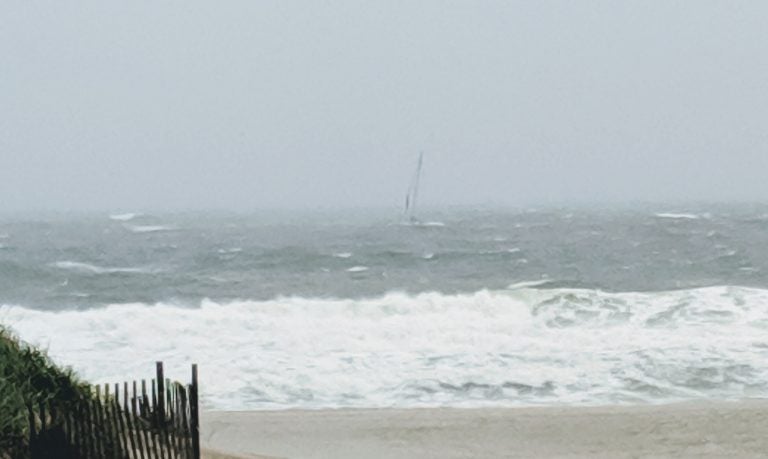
[51,261,156,275]
[506,279,550,289]
[655,213,700,220]
[333,252,353,258]
[127,225,174,233]
[109,212,140,221]
[346,266,369,273]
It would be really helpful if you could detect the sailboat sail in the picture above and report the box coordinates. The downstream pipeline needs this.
[404,152,424,222]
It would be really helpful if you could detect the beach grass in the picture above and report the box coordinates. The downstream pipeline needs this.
[0,326,90,457]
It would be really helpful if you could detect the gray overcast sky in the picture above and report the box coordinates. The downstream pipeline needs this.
[2,1,768,211]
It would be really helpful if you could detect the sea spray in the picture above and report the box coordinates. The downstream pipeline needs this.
[3,286,768,410]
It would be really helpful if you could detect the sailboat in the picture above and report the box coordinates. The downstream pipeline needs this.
[403,152,424,224]
[402,152,444,227]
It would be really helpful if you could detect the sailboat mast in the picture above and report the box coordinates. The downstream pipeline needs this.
[403,152,424,222]
[411,151,424,217]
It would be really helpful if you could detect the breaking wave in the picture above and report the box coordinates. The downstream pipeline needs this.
[2,285,767,410]
[126,225,175,233]
[109,212,141,221]
[346,266,369,273]
[51,261,158,275]
[654,212,706,220]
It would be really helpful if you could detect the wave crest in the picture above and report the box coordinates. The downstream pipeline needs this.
[51,261,157,275]
[126,225,174,233]
[109,212,141,221]
[2,285,767,410]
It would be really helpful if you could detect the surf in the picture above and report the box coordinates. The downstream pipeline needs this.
[3,285,767,410]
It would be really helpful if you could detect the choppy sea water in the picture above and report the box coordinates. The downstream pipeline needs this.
[2,205,768,409]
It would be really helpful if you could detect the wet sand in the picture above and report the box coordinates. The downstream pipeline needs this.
[202,401,768,458]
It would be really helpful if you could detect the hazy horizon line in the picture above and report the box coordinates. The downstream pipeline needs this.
[2,199,767,218]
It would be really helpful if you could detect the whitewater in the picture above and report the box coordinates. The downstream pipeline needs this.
[2,285,767,410]
[1,206,768,410]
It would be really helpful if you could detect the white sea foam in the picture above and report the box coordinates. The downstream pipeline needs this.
[51,261,157,275]
[217,248,243,254]
[126,225,174,233]
[3,286,768,410]
[506,279,550,289]
[480,248,522,255]
[333,252,353,258]
[654,212,701,220]
[400,221,446,228]
[346,266,369,273]
[109,213,140,221]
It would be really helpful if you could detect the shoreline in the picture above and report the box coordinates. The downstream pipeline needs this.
[202,400,768,458]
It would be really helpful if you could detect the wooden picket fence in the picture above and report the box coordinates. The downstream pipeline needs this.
[26,362,200,459]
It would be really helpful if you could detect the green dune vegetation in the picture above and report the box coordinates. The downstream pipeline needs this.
[0,326,90,458]
[1,327,206,458]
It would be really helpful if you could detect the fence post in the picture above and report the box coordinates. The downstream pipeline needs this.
[190,364,200,459]
[23,362,196,459]
[157,361,166,422]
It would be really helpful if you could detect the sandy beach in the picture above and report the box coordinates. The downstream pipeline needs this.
[201,401,768,458]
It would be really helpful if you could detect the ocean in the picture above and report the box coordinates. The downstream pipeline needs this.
[1,205,768,410]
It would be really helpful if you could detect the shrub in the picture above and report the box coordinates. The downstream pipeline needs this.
[0,326,89,457]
